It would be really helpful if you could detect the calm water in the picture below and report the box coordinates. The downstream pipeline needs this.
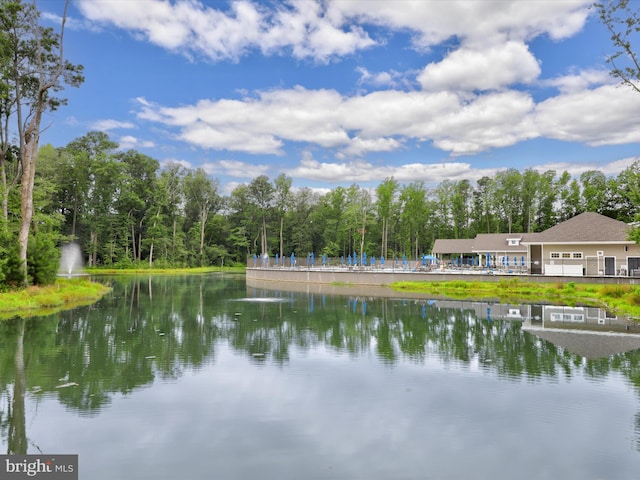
[2,273,640,479]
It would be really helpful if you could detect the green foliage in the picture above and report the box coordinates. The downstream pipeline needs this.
[601,284,632,298]
[27,231,60,286]
[6,123,640,291]
[625,288,640,306]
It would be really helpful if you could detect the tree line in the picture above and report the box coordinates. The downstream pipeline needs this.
[2,128,638,287]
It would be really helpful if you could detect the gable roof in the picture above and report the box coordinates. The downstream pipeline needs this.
[523,212,631,244]
[523,327,640,359]
[473,233,527,252]
[432,238,475,254]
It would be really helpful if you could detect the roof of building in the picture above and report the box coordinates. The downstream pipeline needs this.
[523,212,631,244]
[432,238,475,254]
[523,327,640,359]
[473,233,527,252]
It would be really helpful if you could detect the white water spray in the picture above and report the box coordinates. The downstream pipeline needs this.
[58,243,84,276]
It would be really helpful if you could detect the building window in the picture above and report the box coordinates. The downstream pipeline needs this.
[562,252,571,259]
[551,252,560,259]
[508,239,520,246]
[572,252,583,259]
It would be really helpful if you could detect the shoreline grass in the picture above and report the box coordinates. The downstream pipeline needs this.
[391,278,640,320]
[0,278,112,320]
[86,266,245,275]
[0,266,243,320]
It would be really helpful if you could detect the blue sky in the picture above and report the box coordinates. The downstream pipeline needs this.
[38,0,640,193]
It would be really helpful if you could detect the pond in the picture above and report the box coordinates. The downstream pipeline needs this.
[2,273,640,479]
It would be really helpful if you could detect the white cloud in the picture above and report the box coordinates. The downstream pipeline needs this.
[91,119,136,131]
[328,0,591,47]
[135,87,537,157]
[337,137,402,158]
[535,84,640,146]
[544,69,612,94]
[85,0,640,185]
[418,42,541,92]
[284,152,499,184]
[356,67,414,89]
[285,154,637,186]
[201,159,270,178]
[77,1,590,62]
[77,0,375,62]
[530,157,639,178]
[160,158,193,171]
[118,135,155,150]
[136,80,640,158]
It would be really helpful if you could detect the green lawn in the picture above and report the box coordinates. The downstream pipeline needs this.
[85,266,245,275]
[391,278,640,320]
[0,278,112,320]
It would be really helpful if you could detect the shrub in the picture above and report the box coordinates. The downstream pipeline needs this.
[600,284,632,298]
[28,233,60,285]
[625,288,640,306]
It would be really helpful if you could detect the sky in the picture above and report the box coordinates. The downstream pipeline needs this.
[37,0,640,194]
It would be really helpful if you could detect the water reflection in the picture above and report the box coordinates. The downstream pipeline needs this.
[0,274,639,478]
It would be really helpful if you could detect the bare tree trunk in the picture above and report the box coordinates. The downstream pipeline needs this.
[16,0,75,285]
[90,231,98,266]
[149,207,160,267]
[279,216,284,259]
[18,116,40,285]
[199,210,208,266]
[137,219,143,262]
[172,217,177,264]
[131,221,137,262]
[261,216,268,255]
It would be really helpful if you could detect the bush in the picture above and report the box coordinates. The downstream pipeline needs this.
[600,284,632,298]
[28,232,61,285]
[113,257,135,269]
[625,288,640,306]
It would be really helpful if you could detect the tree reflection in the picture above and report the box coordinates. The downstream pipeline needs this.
[7,318,26,454]
[1,274,640,451]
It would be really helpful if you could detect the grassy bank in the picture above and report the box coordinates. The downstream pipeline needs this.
[0,278,112,320]
[391,279,640,320]
[85,266,245,275]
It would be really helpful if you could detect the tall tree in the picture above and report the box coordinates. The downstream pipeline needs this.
[116,150,159,263]
[451,179,472,238]
[157,162,186,265]
[63,132,118,266]
[376,177,398,258]
[228,183,260,257]
[2,0,83,284]
[273,174,292,260]
[533,170,557,231]
[248,175,274,257]
[580,170,608,214]
[289,187,320,256]
[472,176,495,234]
[494,169,523,233]
[183,169,221,266]
[398,182,428,259]
[597,0,640,93]
[317,186,348,257]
